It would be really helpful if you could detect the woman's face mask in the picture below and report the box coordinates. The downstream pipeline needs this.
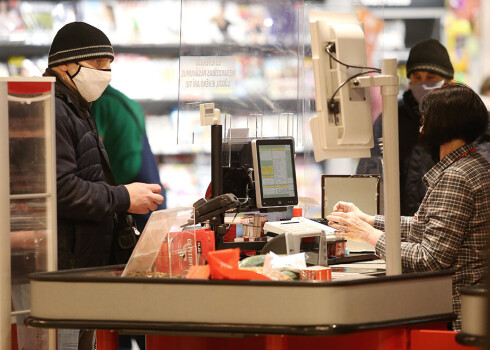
[409,80,444,104]
[69,65,111,102]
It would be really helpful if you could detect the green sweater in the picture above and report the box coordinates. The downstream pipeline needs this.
[91,85,145,184]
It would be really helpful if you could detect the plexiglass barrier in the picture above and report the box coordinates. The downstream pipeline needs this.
[177,0,304,148]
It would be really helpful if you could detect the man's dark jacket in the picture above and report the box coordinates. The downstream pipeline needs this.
[476,121,490,163]
[357,90,434,216]
[44,69,130,270]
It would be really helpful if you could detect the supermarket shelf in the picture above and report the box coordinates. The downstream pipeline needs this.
[0,43,180,60]
[0,43,306,61]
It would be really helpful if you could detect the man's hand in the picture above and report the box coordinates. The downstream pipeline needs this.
[124,183,164,214]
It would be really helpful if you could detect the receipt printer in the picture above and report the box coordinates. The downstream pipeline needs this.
[261,218,346,266]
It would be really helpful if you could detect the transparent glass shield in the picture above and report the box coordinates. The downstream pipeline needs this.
[122,207,197,278]
[177,0,304,148]
[299,2,387,217]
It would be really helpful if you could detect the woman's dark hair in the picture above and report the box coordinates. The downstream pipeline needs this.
[419,82,488,148]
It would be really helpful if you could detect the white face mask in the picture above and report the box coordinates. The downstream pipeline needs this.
[69,65,111,102]
[409,80,444,104]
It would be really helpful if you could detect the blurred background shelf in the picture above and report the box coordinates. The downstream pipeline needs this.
[1,0,485,215]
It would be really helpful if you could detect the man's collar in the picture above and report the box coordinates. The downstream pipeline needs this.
[43,68,91,111]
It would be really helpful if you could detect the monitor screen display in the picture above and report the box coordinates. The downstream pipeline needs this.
[251,138,298,208]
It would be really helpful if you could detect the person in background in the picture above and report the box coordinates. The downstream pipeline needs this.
[357,38,453,216]
[91,84,167,234]
[43,21,164,350]
[328,83,490,331]
[91,85,166,350]
[476,77,490,161]
[480,76,490,98]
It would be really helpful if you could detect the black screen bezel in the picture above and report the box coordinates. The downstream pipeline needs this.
[253,138,298,208]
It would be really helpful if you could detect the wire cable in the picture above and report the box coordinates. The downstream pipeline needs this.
[324,42,382,116]
[329,69,380,110]
[225,209,239,235]
[325,42,381,72]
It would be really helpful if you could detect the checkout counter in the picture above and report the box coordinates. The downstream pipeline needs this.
[24,138,460,350]
[26,263,454,350]
[25,206,456,350]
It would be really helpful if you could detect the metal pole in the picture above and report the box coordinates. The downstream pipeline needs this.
[210,124,225,249]
[0,80,12,350]
[380,59,402,275]
[211,124,223,198]
[46,79,57,350]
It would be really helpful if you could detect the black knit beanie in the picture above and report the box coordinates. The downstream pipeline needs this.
[406,39,454,80]
[48,22,114,68]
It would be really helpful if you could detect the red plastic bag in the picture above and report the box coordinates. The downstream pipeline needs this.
[207,248,270,280]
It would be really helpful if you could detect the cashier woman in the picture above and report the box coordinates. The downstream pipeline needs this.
[327,82,490,331]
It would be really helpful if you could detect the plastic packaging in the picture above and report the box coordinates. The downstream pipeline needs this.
[293,206,303,217]
[207,248,270,280]
[122,207,197,278]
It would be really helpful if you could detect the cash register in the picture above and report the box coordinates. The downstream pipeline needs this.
[261,217,343,266]
[196,136,376,265]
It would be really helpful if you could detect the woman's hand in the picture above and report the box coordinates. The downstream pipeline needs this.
[331,201,374,226]
[327,201,380,246]
[327,212,382,246]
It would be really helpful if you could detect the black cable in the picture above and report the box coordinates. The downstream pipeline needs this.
[329,69,380,109]
[225,208,240,235]
[324,42,382,119]
[227,183,250,235]
[325,42,381,72]
[238,182,250,206]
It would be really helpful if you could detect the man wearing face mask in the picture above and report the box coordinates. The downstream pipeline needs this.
[42,22,164,350]
[356,38,454,216]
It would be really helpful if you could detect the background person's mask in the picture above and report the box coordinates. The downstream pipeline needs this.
[69,65,111,102]
[409,80,444,104]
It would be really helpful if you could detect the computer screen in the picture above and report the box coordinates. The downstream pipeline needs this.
[251,138,298,208]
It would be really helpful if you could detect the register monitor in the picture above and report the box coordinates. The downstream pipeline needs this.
[251,138,298,209]
[308,11,374,161]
